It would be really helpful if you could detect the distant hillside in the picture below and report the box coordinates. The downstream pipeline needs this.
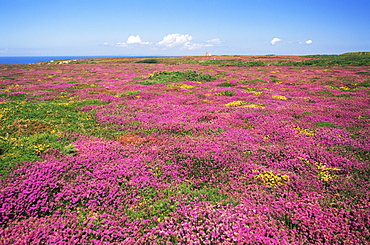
[342,52,370,55]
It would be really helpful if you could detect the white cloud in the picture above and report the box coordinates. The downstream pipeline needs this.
[157,34,221,50]
[103,42,115,46]
[157,34,193,47]
[126,35,150,45]
[182,42,203,50]
[116,42,127,47]
[108,35,151,47]
[270,38,282,45]
[106,34,220,51]
[207,38,221,45]
[287,39,313,45]
[204,38,221,47]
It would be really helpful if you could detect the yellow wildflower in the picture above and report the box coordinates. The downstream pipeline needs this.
[272,95,287,100]
[339,86,350,91]
[254,170,290,186]
[165,84,195,90]
[33,144,50,154]
[314,162,342,182]
[225,101,265,108]
[225,101,246,107]
[244,103,265,109]
[294,127,318,136]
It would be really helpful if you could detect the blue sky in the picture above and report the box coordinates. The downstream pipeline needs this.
[1,0,369,56]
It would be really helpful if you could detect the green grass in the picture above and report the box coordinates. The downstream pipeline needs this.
[316,91,351,97]
[0,93,27,100]
[240,79,265,85]
[196,53,370,67]
[284,54,370,66]
[123,182,238,223]
[315,121,336,128]
[0,99,113,176]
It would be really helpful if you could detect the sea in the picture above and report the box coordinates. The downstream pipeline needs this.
[0,56,137,65]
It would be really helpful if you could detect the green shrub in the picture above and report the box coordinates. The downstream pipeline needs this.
[217,82,237,87]
[135,59,159,64]
[358,81,370,87]
[240,79,264,84]
[316,121,336,128]
[216,90,236,96]
[61,144,78,156]
[278,54,370,66]
[133,70,216,85]
[117,91,143,96]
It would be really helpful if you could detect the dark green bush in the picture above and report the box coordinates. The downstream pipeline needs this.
[134,70,216,85]
[277,54,370,66]
[216,90,235,96]
[316,121,336,128]
[135,59,159,64]
[217,82,237,87]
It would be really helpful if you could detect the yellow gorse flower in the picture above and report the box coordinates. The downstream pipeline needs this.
[165,84,195,90]
[272,95,287,100]
[244,88,256,92]
[254,170,290,186]
[150,166,162,177]
[339,86,350,91]
[244,104,265,109]
[225,101,265,108]
[315,162,342,182]
[56,101,74,106]
[6,84,20,89]
[225,101,246,107]
[294,126,318,136]
[33,144,50,154]
[0,108,11,121]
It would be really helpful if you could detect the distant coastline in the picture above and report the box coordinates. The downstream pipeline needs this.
[1,52,368,65]
[0,56,143,65]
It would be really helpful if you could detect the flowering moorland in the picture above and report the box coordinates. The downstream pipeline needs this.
[0,55,369,244]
